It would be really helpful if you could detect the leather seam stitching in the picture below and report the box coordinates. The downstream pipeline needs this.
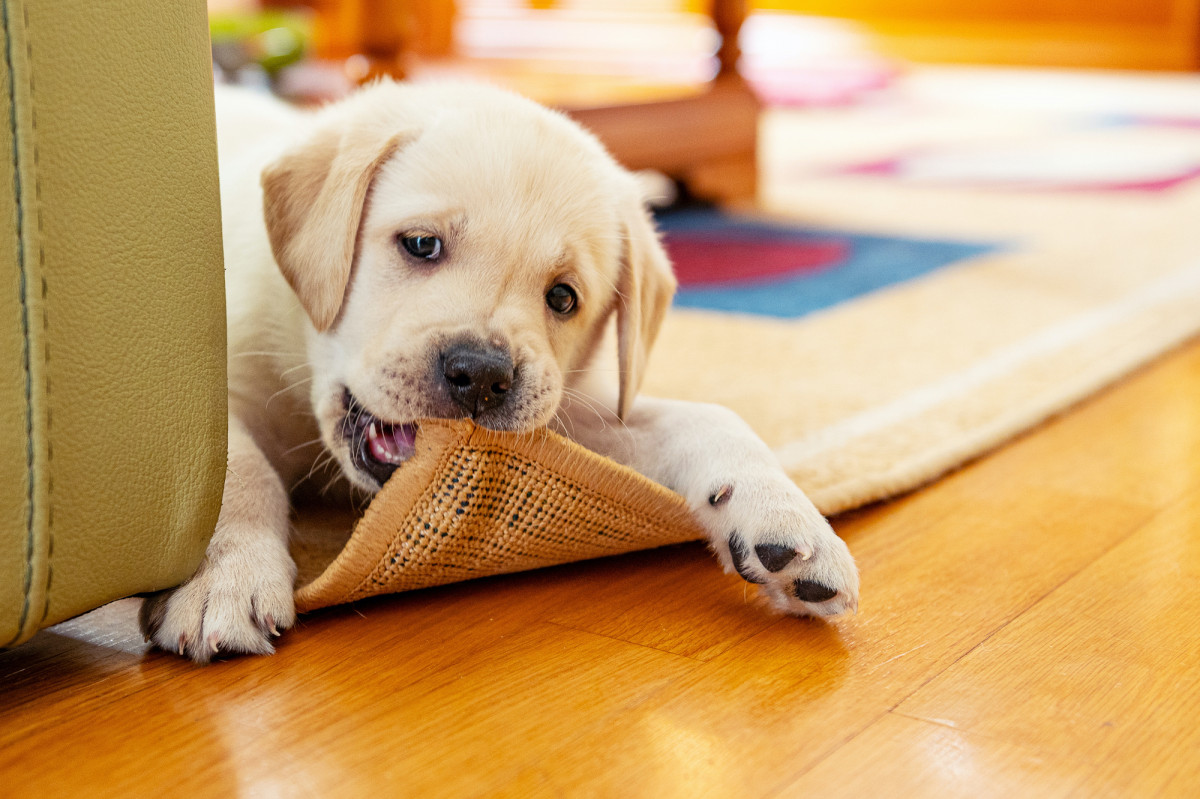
[20,1,51,628]
[0,0,33,648]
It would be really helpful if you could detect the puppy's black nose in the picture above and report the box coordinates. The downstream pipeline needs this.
[441,344,514,416]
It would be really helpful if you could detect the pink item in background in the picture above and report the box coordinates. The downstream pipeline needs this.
[740,14,899,107]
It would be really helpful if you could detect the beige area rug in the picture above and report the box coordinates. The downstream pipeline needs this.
[295,67,1200,610]
[646,66,1200,514]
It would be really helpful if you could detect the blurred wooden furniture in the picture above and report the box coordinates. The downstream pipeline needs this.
[298,0,456,68]
[568,71,759,203]
[290,0,760,202]
[762,0,1200,70]
[567,1,759,203]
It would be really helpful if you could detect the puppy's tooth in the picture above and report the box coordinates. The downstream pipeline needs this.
[799,548,814,561]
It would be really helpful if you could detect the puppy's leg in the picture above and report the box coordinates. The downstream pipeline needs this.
[557,392,859,616]
[140,414,297,663]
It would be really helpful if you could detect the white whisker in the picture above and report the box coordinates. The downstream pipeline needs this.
[231,350,298,359]
[281,436,324,457]
[265,376,313,411]
[280,362,312,379]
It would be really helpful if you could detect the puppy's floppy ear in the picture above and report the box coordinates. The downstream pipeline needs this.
[261,125,409,331]
[615,197,677,420]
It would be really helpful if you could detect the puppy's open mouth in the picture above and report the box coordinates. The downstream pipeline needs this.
[344,391,418,487]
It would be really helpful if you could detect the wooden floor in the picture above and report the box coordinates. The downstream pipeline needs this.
[4,335,1200,796]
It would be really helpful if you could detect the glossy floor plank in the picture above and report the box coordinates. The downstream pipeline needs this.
[3,340,1200,797]
[786,492,1200,797]
[782,713,1094,799]
[891,488,1200,797]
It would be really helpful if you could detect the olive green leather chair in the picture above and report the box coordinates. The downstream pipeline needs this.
[1,0,226,648]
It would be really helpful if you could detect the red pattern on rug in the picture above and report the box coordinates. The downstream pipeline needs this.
[663,236,849,288]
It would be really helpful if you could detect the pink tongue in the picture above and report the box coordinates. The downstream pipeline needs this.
[368,422,417,464]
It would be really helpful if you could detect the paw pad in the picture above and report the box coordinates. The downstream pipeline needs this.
[793,579,838,603]
[727,532,766,584]
[753,543,797,573]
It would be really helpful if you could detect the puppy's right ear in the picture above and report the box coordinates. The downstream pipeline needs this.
[261,126,409,332]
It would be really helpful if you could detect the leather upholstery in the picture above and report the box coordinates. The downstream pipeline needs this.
[1,0,226,647]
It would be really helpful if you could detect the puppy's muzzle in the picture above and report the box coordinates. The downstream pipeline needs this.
[441,343,514,417]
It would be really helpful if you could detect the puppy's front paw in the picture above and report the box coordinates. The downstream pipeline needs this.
[704,480,859,617]
[139,533,297,664]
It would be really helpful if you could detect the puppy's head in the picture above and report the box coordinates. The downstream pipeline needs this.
[262,81,675,492]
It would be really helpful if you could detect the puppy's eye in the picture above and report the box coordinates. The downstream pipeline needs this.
[546,284,577,315]
[399,234,443,261]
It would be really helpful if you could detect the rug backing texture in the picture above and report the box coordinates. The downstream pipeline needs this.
[293,420,703,612]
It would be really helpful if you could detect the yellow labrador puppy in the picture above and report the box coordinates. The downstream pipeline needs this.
[140,81,859,662]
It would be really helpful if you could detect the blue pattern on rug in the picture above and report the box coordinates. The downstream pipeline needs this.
[656,208,999,319]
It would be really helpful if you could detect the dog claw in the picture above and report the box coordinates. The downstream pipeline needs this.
[709,484,733,506]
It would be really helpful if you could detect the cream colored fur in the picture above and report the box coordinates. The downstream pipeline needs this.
[140,81,858,662]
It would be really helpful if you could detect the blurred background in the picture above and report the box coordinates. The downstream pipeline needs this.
[205,0,1200,205]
